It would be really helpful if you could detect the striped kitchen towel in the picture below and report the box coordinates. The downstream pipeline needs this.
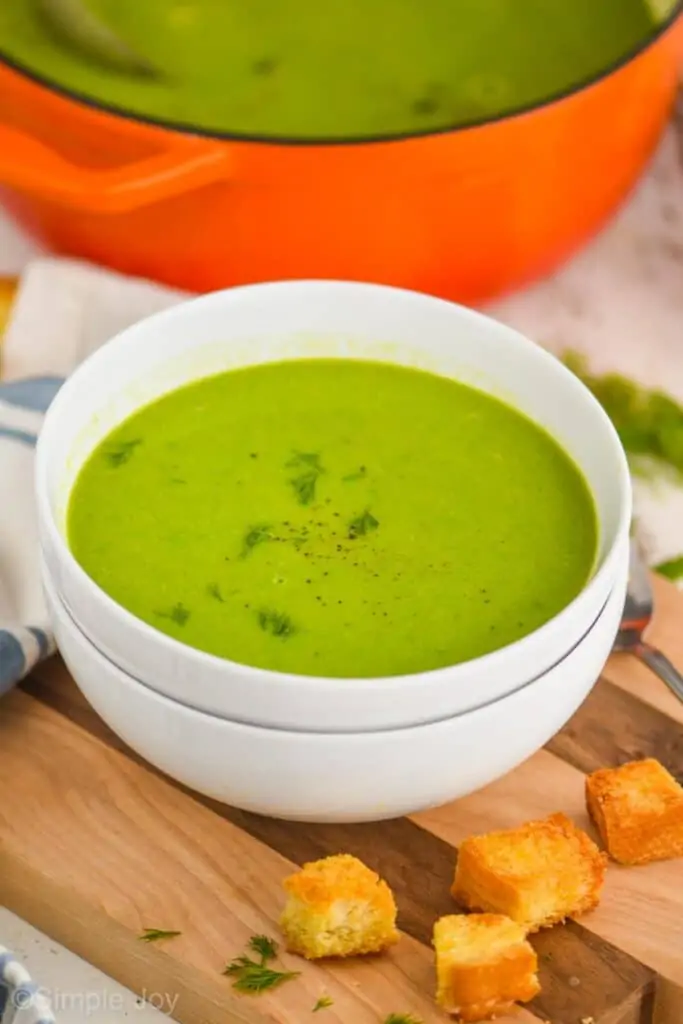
[0,257,184,695]
[0,376,62,695]
[0,946,55,1024]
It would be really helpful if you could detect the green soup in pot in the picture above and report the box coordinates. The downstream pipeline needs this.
[0,0,657,138]
[67,359,598,678]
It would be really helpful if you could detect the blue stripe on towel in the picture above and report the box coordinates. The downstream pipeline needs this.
[0,426,38,446]
[0,631,26,695]
[0,952,15,975]
[27,626,50,659]
[0,377,65,412]
[0,950,55,1023]
[28,627,50,659]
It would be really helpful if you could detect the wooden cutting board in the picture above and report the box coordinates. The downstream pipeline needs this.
[1,574,683,1024]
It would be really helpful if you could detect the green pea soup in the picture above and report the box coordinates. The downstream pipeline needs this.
[0,0,660,138]
[67,359,598,678]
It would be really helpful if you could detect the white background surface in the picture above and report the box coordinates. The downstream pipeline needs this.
[1,110,682,1021]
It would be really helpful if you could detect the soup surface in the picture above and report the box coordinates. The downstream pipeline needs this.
[0,0,657,138]
[68,359,597,678]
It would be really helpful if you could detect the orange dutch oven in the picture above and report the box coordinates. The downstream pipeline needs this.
[0,10,681,303]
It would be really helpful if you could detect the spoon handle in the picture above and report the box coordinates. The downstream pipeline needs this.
[636,641,683,704]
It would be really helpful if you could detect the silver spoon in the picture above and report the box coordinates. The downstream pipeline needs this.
[38,0,161,78]
[613,539,683,703]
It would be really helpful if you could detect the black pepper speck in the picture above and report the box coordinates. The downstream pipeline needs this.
[252,56,278,75]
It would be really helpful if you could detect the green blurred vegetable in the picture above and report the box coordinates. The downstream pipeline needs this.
[653,556,683,582]
[563,351,683,480]
[564,352,683,583]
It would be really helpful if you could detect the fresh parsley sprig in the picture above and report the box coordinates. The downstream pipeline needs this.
[223,935,299,994]
[248,935,278,961]
[348,508,379,539]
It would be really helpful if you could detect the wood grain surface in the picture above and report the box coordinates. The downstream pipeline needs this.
[1,575,683,1024]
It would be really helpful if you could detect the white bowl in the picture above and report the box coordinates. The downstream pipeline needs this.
[36,281,631,732]
[43,552,627,823]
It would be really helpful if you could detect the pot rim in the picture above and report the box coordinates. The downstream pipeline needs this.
[0,4,681,147]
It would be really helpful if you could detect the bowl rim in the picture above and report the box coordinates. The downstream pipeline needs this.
[36,279,632,695]
[46,562,622,742]
[53,564,613,731]
[0,6,680,146]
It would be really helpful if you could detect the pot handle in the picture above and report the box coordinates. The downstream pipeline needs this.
[0,123,231,213]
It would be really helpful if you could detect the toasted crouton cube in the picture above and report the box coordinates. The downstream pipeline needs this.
[586,758,683,865]
[452,812,606,932]
[434,913,540,1021]
[279,853,399,959]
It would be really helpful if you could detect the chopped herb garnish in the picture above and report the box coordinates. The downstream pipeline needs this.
[224,935,299,995]
[348,509,379,539]
[287,451,323,470]
[207,582,225,602]
[343,465,367,482]
[138,928,181,943]
[258,609,296,638]
[413,95,439,116]
[225,961,298,994]
[313,994,333,1012]
[241,523,274,557]
[248,935,278,961]
[384,1015,423,1024]
[291,529,309,551]
[654,555,683,582]
[290,472,319,505]
[155,603,190,626]
[252,57,277,76]
[286,451,325,505]
[103,438,141,467]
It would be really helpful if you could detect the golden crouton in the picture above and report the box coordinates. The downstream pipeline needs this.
[279,853,399,959]
[586,758,683,865]
[434,913,540,1021]
[452,812,606,932]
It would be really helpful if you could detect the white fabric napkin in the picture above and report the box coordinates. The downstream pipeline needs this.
[1,253,682,695]
[0,258,186,694]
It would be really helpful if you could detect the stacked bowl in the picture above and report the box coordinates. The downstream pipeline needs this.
[35,282,631,823]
